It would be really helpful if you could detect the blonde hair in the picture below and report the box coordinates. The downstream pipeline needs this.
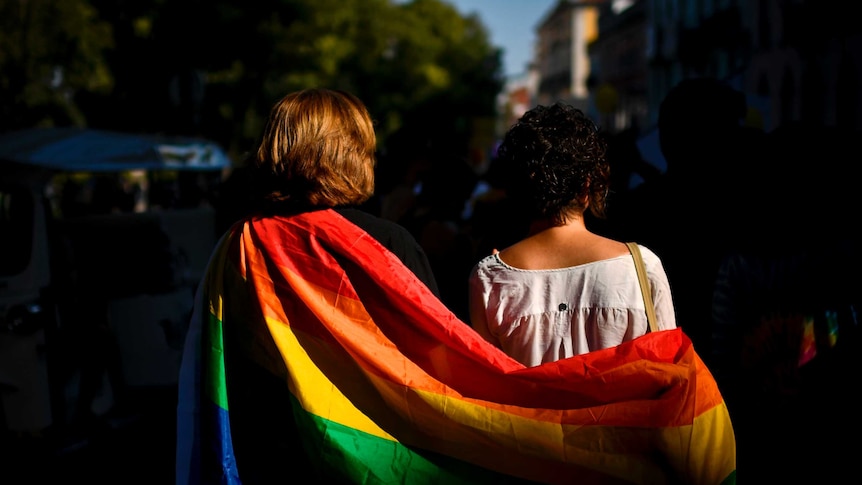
[250,88,376,208]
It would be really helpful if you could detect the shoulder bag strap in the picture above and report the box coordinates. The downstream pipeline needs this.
[626,242,659,333]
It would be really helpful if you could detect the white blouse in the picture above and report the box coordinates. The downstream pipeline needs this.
[468,245,677,367]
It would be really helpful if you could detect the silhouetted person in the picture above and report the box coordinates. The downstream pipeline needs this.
[463,151,532,260]
[710,120,862,483]
[212,165,254,237]
[605,127,661,196]
[374,126,430,224]
[589,128,662,236]
[604,77,764,358]
[399,150,478,322]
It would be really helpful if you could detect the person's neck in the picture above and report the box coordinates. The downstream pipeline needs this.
[527,215,587,237]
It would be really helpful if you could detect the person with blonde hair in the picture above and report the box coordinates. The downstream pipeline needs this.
[215,87,439,291]
[176,88,438,484]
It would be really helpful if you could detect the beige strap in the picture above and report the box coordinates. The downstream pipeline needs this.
[626,242,659,333]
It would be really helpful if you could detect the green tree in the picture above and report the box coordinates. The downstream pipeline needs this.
[378,0,503,154]
[1,0,504,162]
[0,0,113,130]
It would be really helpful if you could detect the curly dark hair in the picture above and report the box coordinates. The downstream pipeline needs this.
[495,102,610,225]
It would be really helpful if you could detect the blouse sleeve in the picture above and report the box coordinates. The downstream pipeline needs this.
[468,266,501,347]
[644,247,678,331]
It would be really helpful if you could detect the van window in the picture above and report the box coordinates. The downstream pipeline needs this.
[0,183,35,276]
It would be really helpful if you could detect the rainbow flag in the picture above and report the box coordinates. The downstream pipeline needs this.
[175,209,736,484]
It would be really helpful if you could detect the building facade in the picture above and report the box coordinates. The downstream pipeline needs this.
[741,0,862,131]
[641,0,862,132]
[496,69,540,137]
[506,0,862,136]
[534,0,607,112]
[588,0,649,133]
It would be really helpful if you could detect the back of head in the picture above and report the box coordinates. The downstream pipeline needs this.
[496,102,609,224]
[248,88,377,210]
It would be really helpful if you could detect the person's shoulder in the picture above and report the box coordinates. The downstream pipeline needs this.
[335,207,409,236]
[469,252,505,278]
[634,243,657,255]
[335,207,429,259]
[474,251,500,268]
[633,244,666,267]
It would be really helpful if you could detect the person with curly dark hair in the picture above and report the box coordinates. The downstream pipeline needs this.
[467,102,677,367]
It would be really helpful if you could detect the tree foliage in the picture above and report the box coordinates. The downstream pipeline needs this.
[0,0,114,130]
[0,0,503,159]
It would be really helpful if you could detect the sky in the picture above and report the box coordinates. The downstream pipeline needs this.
[446,0,557,78]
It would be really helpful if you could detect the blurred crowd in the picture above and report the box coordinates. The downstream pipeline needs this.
[7,76,861,483]
[343,77,861,482]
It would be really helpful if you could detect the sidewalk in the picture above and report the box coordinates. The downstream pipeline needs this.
[4,387,176,485]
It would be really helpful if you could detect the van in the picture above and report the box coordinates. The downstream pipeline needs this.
[0,127,231,441]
